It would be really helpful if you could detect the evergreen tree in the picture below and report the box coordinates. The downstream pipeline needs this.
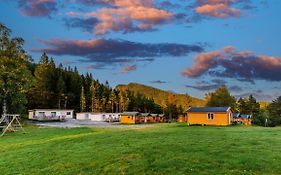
[56,74,66,109]
[266,96,281,126]
[80,86,86,112]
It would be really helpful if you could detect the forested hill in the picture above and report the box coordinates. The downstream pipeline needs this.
[116,83,205,109]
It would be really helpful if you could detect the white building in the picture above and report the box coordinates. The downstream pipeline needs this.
[76,113,90,120]
[75,113,120,122]
[28,109,74,121]
[91,113,120,122]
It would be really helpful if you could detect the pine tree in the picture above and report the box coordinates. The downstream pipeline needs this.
[80,86,86,112]
[90,81,96,112]
[56,74,66,109]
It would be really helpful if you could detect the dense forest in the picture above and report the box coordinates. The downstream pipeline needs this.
[3,52,164,115]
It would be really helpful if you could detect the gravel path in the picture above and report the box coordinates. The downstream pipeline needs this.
[30,119,159,129]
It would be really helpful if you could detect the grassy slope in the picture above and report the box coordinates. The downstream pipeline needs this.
[259,101,270,109]
[116,83,205,109]
[1,125,281,175]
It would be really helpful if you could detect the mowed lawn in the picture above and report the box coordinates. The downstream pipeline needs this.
[1,124,281,175]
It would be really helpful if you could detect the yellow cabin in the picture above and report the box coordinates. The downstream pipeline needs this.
[186,107,233,126]
[120,112,165,124]
[120,112,141,124]
[177,115,186,123]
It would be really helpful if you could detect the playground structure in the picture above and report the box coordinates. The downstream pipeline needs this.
[0,114,25,137]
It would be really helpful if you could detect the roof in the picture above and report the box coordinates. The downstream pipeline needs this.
[240,114,252,119]
[151,114,159,117]
[233,113,252,119]
[233,113,241,118]
[187,107,231,113]
[120,112,141,116]
[141,113,151,117]
[29,109,74,111]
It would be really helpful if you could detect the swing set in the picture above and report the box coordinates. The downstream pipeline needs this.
[0,114,25,137]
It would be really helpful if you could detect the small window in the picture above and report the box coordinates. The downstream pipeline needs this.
[128,116,130,119]
[66,112,71,115]
[51,112,56,117]
[38,112,45,117]
[208,113,214,120]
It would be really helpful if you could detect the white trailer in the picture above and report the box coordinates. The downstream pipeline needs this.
[28,109,74,121]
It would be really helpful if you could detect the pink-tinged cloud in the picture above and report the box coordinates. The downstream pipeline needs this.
[181,50,222,77]
[68,0,174,34]
[120,65,136,73]
[196,0,241,18]
[18,0,57,17]
[80,65,105,69]
[182,46,281,82]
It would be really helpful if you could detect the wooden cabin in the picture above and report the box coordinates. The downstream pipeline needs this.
[186,107,233,126]
[157,114,165,123]
[120,112,165,124]
[120,112,141,124]
[137,113,151,123]
[28,109,74,121]
[147,114,157,123]
[177,115,186,123]
[234,113,252,125]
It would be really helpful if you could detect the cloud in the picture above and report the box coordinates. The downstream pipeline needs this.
[64,17,99,33]
[186,79,242,92]
[120,65,136,73]
[61,60,76,65]
[150,80,168,84]
[80,64,106,69]
[182,46,281,82]
[32,38,204,65]
[159,1,181,9]
[235,92,279,102]
[195,0,241,18]
[18,0,57,17]
[67,0,174,34]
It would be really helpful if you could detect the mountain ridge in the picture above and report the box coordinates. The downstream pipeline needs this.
[116,83,206,109]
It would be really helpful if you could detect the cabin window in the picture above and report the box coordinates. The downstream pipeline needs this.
[66,112,71,115]
[208,113,214,120]
[38,112,45,117]
[128,116,130,119]
[51,112,56,117]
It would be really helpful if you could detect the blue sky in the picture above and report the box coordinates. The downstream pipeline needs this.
[1,0,280,101]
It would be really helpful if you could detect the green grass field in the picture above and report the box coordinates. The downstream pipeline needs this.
[1,124,281,175]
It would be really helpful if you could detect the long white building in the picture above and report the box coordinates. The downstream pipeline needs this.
[76,113,120,122]
[28,109,74,121]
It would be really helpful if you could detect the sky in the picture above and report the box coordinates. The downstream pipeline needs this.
[0,0,281,101]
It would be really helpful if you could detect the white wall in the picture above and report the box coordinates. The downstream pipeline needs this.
[90,113,120,122]
[76,113,90,120]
